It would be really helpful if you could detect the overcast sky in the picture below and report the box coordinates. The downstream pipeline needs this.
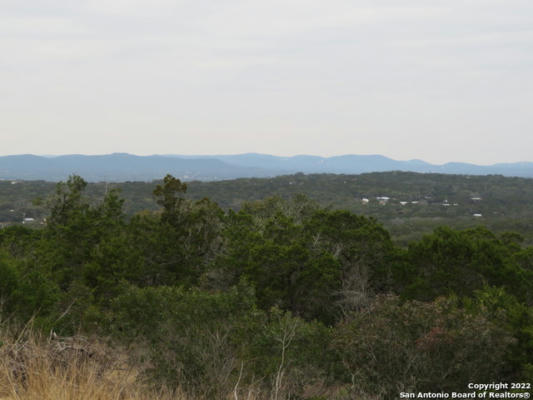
[1,0,532,164]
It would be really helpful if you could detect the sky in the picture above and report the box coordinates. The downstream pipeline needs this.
[1,0,532,165]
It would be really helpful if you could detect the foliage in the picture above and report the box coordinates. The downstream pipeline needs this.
[6,171,533,245]
[1,174,533,398]
[332,295,515,398]
[402,226,533,302]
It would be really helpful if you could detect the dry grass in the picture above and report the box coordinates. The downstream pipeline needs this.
[0,327,357,400]
[0,327,188,400]
[0,327,279,400]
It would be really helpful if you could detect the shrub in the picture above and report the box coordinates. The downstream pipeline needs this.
[331,295,515,398]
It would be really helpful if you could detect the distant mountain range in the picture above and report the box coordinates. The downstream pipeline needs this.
[1,153,533,182]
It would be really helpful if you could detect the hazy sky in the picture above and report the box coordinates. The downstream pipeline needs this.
[1,0,532,164]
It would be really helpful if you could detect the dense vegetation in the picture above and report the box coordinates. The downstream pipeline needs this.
[1,174,532,399]
[4,171,533,245]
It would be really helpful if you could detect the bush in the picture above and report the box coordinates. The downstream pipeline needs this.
[331,295,515,398]
[111,283,333,399]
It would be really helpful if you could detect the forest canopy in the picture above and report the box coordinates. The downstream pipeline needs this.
[1,174,532,399]
[3,171,533,246]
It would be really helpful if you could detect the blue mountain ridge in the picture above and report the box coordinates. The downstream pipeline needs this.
[1,153,533,182]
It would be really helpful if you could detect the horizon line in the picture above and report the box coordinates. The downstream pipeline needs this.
[1,152,532,167]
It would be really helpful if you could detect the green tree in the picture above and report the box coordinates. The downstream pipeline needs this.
[402,226,531,302]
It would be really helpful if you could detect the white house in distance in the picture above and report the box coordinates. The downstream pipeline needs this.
[361,198,369,204]
[376,196,390,205]
[473,213,483,217]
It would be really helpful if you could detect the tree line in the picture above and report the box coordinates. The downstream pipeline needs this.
[4,171,533,246]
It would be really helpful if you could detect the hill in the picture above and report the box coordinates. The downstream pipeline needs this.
[2,153,533,181]
[1,173,532,398]
[0,153,274,182]
[3,171,533,244]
